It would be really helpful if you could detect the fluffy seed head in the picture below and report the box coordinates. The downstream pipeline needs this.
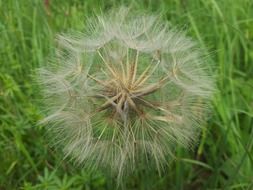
[38,8,215,180]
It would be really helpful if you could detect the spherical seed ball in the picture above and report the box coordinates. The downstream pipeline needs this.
[38,7,215,180]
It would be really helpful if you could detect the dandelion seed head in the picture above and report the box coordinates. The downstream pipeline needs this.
[38,7,215,181]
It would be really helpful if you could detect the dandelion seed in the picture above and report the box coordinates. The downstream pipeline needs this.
[38,7,215,182]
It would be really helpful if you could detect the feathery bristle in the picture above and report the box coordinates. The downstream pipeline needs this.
[37,7,216,182]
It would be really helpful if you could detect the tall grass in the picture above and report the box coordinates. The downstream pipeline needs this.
[0,0,252,189]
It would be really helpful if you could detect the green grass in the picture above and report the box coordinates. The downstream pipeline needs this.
[0,0,253,189]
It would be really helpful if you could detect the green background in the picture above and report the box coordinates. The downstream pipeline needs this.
[0,0,252,189]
